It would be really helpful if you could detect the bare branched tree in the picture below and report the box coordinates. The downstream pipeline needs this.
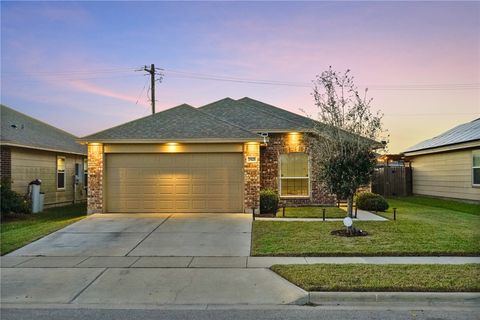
[311,67,387,218]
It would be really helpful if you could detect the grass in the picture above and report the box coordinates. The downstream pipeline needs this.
[252,196,480,256]
[271,264,480,292]
[1,203,87,255]
[386,196,480,216]
[279,206,346,219]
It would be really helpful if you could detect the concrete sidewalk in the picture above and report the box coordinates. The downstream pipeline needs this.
[256,207,388,221]
[2,256,479,269]
[0,267,308,305]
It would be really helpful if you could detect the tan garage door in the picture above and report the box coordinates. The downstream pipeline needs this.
[106,153,244,213]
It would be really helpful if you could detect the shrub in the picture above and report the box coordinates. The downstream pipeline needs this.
[260,189,279,214]
[1,178,31,217]
[355,192,389,212]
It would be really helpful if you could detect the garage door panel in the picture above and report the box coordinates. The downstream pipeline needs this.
[106,153,244,213]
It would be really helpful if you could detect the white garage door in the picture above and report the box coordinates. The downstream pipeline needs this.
[106,153,244,213]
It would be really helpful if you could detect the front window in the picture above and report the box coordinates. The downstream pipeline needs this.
[83,158,88,189]
[473,150,480,186]
[57,156,66,189]
[280,153,309,197]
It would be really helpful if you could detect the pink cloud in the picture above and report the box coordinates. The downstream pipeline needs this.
[65,79,146,106]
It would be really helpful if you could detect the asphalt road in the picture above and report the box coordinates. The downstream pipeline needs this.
[1,307,478,320]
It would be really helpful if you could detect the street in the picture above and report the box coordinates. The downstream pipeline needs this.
[1,306,478,320]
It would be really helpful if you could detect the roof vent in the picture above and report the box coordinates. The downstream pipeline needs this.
[10,123,24,129]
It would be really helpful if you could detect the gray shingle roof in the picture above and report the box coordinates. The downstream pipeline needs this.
[199,97,310,132]
[1,105,86,155]
[237,97,320,130]
[404,118,480,153]
[80,104,262,142]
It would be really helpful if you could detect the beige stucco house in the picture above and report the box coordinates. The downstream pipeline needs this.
[79,97,342,214]
[403,118,480,202]
[1,105,87,207]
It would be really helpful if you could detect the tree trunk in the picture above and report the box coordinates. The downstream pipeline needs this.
[347,195,354,218]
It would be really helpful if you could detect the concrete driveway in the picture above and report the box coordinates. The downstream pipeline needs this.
[8,213,252,257]
[2,212,310,306]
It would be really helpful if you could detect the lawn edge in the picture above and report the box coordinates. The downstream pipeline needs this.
[307,291,480,306]
[0,216,85,256]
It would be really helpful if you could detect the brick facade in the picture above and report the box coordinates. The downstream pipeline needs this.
[87,144,104,214]
[244,142,260,212]
[0,146,12,185]
[260,133,335,206]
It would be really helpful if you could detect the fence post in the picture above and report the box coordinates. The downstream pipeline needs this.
[393,207,397,221]
[322,208,326,221]
[282,203,286,217]
[355,206,358,219]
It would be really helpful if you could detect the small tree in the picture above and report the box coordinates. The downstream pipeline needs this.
[311,67,386,218]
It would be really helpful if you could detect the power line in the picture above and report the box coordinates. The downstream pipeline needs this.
[2,65,480,91]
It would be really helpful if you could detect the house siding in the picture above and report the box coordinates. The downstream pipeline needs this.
[260,133,335,205]
[9,147,87,207]
[410,148,480,202]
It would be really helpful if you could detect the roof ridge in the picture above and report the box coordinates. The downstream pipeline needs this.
[195,104,263,137]
[81,103,195,139]
[234,98,311,130]
[1,104,80,139]
[200,97,310,131]
[238,97,315,126]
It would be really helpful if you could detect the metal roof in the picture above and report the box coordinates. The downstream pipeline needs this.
[404,118,480,153]
[1,105,86,155]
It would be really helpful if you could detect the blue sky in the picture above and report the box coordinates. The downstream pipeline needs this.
[1,1,479,152]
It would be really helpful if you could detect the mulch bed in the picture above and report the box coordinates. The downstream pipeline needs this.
[331,228,369,237]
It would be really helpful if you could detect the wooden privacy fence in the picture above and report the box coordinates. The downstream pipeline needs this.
[372,166,412,197]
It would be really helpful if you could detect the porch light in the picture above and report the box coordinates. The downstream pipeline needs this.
[165,142,180,152]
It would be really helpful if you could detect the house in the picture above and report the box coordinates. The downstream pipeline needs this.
[78,97,341,214]
[403,118,480,202]
[1,105,87,207]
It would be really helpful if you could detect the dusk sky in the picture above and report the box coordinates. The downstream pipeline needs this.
[1,1,479,153]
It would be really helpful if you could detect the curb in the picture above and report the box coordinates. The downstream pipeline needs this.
[308,292,480,307]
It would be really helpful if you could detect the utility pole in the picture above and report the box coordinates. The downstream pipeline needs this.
[144,64,156,114]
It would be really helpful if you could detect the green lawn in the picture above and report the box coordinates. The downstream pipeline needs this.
[271,264,480,292]
[252,196,480,256]
[1,203,87,255]
[279,206,346,219]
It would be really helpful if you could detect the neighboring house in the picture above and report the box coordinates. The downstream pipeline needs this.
[79,97,353,214]
[403,118,480,202]
[1,105,87,207]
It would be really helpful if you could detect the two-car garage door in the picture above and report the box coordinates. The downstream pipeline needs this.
[106,153,244,213]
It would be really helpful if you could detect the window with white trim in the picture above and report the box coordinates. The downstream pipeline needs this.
[57,156,66,189]
[473,150,480,186]
[279,153,309,197]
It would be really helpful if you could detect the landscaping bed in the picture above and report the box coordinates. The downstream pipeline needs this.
[271,263,480,292]
[1,203,87,255]
[252,197,480,256]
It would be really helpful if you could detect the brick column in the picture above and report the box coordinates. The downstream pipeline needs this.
[244,142,260,213]
[87,144,104,214]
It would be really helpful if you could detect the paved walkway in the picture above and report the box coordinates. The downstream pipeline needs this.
[257,207,388,222]
[2,256,479,269]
